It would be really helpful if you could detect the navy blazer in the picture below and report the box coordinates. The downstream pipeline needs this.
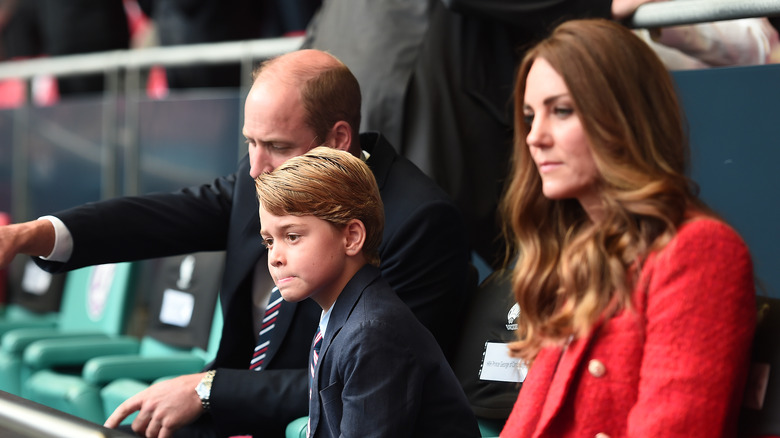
[310,264,480,438]
[36,132,470,437]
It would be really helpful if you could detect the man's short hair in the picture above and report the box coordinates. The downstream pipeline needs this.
[253,51,362,144]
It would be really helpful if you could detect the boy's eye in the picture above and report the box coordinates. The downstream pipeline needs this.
[261,237,273,249]
[287,234,300,243]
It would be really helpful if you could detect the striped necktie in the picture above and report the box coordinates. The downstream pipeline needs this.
[309,327,323,393]
[249,286,283,371]
[308,327,324,438]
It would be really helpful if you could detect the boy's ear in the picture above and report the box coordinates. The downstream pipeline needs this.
[343,219,366,257]
[328,121,352,152]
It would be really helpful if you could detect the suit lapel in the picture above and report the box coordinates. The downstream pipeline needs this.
[361,132,393,191]
[223,157,265,300]
[309,265,381,436]
[535,327,601,437]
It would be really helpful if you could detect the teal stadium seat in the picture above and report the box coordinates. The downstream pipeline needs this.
[0,262,137,397]
[23,252,224,424]
[285,416,308,438]
[0,257,66,337]
[98,300,223,425]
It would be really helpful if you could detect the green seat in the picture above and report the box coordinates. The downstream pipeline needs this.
[0,262,137,396]
[0,257,66,337]
[477,418,504,437]
[285,415,503,437]
[24,252,224,424]
[99,302,223,425]
[285,416,308,438]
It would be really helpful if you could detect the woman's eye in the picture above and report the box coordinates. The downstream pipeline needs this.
[523,114,534,126]
[553,107,574,117]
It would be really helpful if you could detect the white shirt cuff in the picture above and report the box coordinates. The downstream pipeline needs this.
[38,215,73,262]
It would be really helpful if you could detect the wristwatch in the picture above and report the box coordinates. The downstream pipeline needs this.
[195,370,216,411]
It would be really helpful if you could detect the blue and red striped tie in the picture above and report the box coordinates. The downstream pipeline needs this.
[308,327,323,437]
[249,286,283,371]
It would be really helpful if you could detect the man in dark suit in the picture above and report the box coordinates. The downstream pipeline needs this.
[0,50,470,437]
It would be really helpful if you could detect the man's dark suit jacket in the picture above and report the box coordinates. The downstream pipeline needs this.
[310,264,480,437]
[35,132,470,437]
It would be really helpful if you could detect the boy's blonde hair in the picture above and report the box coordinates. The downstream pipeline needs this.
[255,146,384,266]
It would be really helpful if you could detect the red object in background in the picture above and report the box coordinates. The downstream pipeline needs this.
[0,211,10,305]
[0,79,26,109]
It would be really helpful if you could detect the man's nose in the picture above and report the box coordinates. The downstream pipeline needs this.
[249,149,274,179]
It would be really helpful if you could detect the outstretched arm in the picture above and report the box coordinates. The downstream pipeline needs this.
[0,219,56,268]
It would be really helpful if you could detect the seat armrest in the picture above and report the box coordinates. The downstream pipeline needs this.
[0,320,58,337]
[23,336,140,369]
[1,328,109,354]
[285,416,309,438]
[83,354,206,385]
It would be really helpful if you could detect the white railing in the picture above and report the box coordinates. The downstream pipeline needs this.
[630,0,780,28]
[1,0,778,219]
[1,1,778,84]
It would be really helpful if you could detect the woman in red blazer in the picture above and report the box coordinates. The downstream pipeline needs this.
[499,19,755,438]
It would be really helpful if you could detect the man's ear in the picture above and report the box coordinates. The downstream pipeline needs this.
[343,219,366,257]
[328,121,352,152]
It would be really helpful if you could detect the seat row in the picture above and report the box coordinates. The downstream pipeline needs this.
[0,252,226,426]
[3,253,780,437]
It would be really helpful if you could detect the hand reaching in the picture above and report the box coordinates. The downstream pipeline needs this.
[104,373,205,438]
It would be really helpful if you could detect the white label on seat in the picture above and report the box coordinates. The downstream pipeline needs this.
[479,342,528,383]
[87,263,117,320]
[159,289,195,327]
[21,259,53,295]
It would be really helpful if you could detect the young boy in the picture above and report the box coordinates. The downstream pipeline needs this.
[255,147,480,437]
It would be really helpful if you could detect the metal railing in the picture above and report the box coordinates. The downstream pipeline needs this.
[1,1,779,84]
[0,0,778,219]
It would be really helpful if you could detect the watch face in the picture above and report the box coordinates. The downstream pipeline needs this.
[196,382,208,398]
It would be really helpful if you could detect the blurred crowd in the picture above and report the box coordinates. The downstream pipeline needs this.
[0,0,322,106]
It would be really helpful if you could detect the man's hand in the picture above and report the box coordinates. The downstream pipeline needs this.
[104,373,205,438]
[0,219,56,268]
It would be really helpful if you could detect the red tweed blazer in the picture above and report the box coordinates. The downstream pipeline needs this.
[501,218,756,438]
